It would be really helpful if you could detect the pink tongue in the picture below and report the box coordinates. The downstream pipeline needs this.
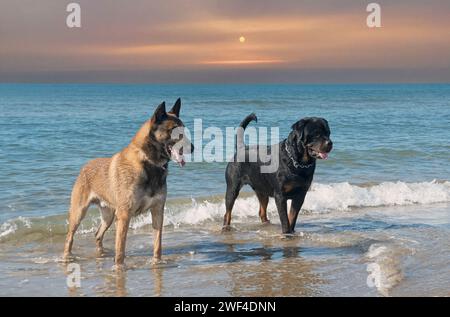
[171,150,185,167]
[319,152,329,160]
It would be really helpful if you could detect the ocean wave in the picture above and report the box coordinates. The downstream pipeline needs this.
[304,180,450,211]
[1,180,449,243]
[162,180,450,227]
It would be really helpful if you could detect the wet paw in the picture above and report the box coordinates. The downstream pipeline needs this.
[281,232,297,240]
[95,247,105,257]
[151,258,166,266]
[221,225,234,232]
[61,253,75,263]
[151,258,177,268]
[112,263,127,271]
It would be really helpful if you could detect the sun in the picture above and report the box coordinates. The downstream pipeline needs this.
[239,36,246,43]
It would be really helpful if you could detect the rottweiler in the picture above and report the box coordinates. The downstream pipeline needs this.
[223,113,332,234]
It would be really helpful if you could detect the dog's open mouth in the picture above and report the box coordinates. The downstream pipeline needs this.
[166,144,185,167]
[309,148,329,160]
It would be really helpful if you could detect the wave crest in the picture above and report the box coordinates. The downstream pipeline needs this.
[1,180,449,242]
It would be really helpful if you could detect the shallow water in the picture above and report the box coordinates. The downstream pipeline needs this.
[0,84,449,296]
[0,201,449,297]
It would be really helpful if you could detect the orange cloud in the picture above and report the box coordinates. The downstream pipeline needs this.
[200,59,285,65]
[1,1,449,82]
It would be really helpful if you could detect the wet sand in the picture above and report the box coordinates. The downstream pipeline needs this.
[0,203,449,297]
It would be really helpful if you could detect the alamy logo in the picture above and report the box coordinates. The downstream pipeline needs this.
[65,3,382,29]
[66,3,81,28]
[366,262,382,288]
[170,119,281,173]
[366,3,382,28]
[66,263,81,288]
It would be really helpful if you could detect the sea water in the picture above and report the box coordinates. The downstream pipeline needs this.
[0,84,449,296]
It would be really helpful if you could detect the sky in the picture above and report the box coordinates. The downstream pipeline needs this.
[0,0,449,83]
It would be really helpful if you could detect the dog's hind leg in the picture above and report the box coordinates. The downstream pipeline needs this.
[256,192,270,224]
[63,180,91,260]
[223,183,242,230]
[95,206,115,256]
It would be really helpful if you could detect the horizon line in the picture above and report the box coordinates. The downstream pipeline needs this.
[1,82,449,85]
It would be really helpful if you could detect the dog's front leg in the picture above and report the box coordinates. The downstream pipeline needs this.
[288,194,306,232]
[114,210,131,266]
[151,203,164,263]
[274,194,291,234]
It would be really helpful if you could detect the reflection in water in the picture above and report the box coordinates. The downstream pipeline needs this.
[230,257,321,296]
[184,234,324,297]
[96,258,165,296]
[152,267,163,296]
[113,269,127,297]
[89,258,128,296]
[225,245,322,296]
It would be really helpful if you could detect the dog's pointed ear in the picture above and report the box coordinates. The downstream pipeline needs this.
[152,101,167,122]
[169,98,181,117]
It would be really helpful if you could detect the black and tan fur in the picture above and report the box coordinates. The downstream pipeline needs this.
[223,113,332,234]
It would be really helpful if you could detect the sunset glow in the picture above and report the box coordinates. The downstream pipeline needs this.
[0,0,449,82]
[201,59,284,65]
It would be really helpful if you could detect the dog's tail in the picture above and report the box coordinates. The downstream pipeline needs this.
[236,113,257,150]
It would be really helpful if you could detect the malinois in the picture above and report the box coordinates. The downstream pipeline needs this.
[63,98,193,266]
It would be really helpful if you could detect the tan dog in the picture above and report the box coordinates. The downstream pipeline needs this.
[63,99,193,266]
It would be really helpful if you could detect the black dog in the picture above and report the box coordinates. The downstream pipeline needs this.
[223,113,332,234]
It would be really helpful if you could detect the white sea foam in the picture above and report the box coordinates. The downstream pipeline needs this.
[306,180,450,212]
[0,222,18,239]
[1,180,449,239]
[157,180,450,228]
[0,216,33,239]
